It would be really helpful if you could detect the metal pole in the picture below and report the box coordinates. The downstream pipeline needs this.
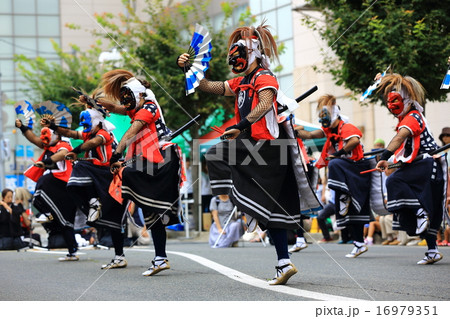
[182,153,190,239]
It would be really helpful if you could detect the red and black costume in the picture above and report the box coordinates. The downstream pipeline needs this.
[386,110,446,244]
[67,128,126,230]
[31,140,79,255]
[207,68,321,230]
[121,101,183,226]
[317,119,372,245]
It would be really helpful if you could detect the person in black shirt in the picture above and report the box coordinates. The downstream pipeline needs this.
[0,188,26,250]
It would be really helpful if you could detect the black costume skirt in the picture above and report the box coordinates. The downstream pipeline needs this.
[121,145,182,228]
[33,173,77,228]
[328,158,372,227]
[67,161,126,231]
[387,157,446,237]
[205,122,321,230]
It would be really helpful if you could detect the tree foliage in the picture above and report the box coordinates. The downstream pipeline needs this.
[15,0,251,134]
[304,0,450,104]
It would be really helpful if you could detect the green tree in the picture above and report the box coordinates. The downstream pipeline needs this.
[303,0,450,104]
[85,0,250,137]
[14,0,254,131]
[14,0,255,228]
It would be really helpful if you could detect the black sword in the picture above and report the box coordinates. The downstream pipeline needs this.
[164,114,201,141]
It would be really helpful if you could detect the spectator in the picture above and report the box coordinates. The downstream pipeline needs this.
[209,195,244,248]
[201,157,213,214]
[126,201,151,246]
[180,157,193,199]
[14,187,41,247]
[367,139,399,245]
[0,188,27,250]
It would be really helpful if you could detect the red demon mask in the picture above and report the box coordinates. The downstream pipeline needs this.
[387,91,404,116]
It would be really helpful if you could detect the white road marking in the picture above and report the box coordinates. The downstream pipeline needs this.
[133,248,363,301]
[28,250,86,255]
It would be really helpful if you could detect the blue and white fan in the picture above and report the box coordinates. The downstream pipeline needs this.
[360,65,390,101]
[14,100,36,129]
[440,66,450,90]
[184,23,212,95]
[35,100,72,128]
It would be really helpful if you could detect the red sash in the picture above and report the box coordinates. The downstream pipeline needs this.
[109,167,124,203]
[23,152,46,182]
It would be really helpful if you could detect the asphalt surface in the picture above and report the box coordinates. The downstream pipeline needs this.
[1,239,449,302]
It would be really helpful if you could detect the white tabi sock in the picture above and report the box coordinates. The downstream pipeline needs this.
[278,258,291,267]
[354,241,364,247]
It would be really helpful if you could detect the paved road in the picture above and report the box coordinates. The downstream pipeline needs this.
[1,239,449,302]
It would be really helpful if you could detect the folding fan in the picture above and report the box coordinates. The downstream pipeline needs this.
[360,65,390,101]
[14,100,36,129]
[35,100,72,128]
[184,23,212,95]
[441,66,450,90]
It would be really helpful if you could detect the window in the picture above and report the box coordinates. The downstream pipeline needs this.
[278,74,294,100]
[37,0,59,15]
[15,37,37,56]
[279,39,293,74]
[0,0,12,14]
[260,10,276,28]
[0,37,14,57]
[261,0,274,13]
[1,81,15,96]
[14,15,37,36]
[37,16,59,37]
[0,60,15,81]
[249,0,261,15]
[0,15,13,36]
[232,4,247,24]
[13,0,36,14]
[277,0,291,6]
[38,38,59,58]
[276,5,292,40]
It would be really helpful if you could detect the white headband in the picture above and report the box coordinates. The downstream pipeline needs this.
[399,88,424,116]
[123,77,146,106]
[85,109,116,133]
[237,38,270,69]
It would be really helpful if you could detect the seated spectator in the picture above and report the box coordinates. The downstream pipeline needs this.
[397,230,421,246]
[14,187,41,247]
[364,214,382,245]
[209,195,244,248]
[437,225,450,246]
[368,138,399,245]
[379,214,399,245]
[244,229,267,243]
[42,222,68,249]
[126,201,150,246]
[0,188,27,250]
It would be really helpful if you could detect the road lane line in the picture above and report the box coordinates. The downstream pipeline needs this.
[27,250,86,255]
[134,248,363,301]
